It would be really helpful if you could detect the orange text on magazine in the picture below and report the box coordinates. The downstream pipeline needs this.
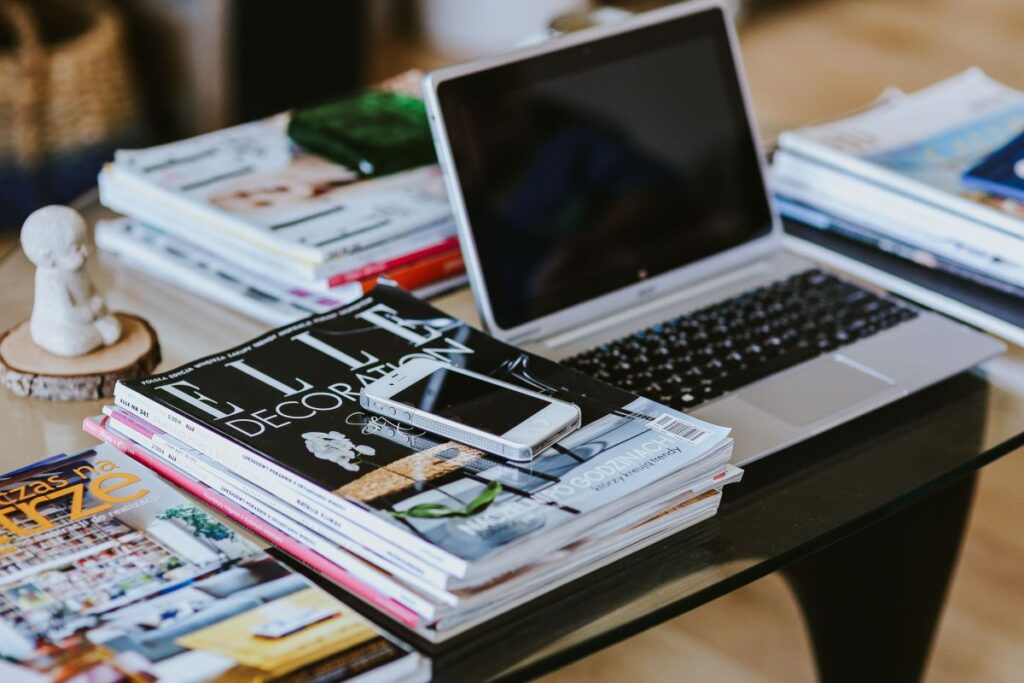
[0,459,149,550]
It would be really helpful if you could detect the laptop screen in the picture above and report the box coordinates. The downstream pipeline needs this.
[437,8,773,330]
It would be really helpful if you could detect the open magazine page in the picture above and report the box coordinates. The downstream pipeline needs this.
[0,446,424,682]
[114,285,732,584]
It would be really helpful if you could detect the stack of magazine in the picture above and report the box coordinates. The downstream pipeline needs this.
[84,285,739,643]
[97,75,465,326]
[0,445,427,682]
[772,68,1024,342]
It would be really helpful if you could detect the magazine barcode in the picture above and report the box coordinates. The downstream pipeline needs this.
[651,414,710,444]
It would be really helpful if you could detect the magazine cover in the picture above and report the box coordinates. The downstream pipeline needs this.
[864,100,1024,209]
[780,69,1024,228]
[103,114,453,265]
[114,285,731,583]
[0,446,424,682]
[961,130,1024,203]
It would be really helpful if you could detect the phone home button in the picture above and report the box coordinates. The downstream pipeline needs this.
[527,418,551,430]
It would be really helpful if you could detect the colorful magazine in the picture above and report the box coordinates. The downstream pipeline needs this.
[84,414,433,626]
[112,285,733,588]
[0,445,426,682]
[100,112,453,266]
[777,69,1024,242]
[89,412,736,641]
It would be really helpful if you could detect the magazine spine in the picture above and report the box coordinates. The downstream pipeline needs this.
[106,408,457,597]
[98,170,308,279]
[104,165,324,264]
[777,197,1024,295]
[772,149,1024,265]
[95,221,333,326]
[104,416,448,617]
[113,384,469,578]
[82,416,423,627]
[778,133,1024,241]
[109,163,450,264]
[433,504,721,638]
[328,236,460,287]
[362,248,466,293]
[97,219,364,317]
[102,170,455,284]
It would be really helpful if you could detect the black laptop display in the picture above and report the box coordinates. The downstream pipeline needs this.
[435,9,773,329]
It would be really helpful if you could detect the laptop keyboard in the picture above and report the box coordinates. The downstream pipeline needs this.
[562,269,918,411]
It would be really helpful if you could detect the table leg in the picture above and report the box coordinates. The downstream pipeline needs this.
[781,474,977,683]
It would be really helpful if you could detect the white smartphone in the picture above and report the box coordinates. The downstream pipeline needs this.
[359,358,581,461]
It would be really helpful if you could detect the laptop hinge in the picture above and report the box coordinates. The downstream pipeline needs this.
[543,260,773,349]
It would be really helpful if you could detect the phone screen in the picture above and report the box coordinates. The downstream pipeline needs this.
[391,367,548,435]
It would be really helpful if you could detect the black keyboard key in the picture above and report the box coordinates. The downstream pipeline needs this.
[563,269,918,414]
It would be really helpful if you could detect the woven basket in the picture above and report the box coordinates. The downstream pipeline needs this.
[0,0,142,225]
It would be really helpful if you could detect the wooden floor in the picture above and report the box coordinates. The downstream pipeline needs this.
[538,1,1024,681]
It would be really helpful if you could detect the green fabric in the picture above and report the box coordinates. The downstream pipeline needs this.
[288,91,437,177]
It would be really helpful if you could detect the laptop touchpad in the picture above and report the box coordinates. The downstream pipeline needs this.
[739,356,896,427]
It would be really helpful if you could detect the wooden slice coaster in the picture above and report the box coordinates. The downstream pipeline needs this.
[0,313,161,401]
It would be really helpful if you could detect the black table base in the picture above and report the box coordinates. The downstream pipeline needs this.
[783,474,976,683]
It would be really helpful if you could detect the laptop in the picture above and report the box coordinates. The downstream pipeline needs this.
[422,0,1005,465]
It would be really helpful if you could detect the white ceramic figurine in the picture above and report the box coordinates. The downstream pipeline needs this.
[20,206,122,357]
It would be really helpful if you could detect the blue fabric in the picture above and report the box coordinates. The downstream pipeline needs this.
[0,128,146,228]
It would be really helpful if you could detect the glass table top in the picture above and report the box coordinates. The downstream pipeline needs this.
[1,207,1022,681]
[429,366,1023,680]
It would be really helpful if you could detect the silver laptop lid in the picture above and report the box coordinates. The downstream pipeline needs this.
[424,0,781,344]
